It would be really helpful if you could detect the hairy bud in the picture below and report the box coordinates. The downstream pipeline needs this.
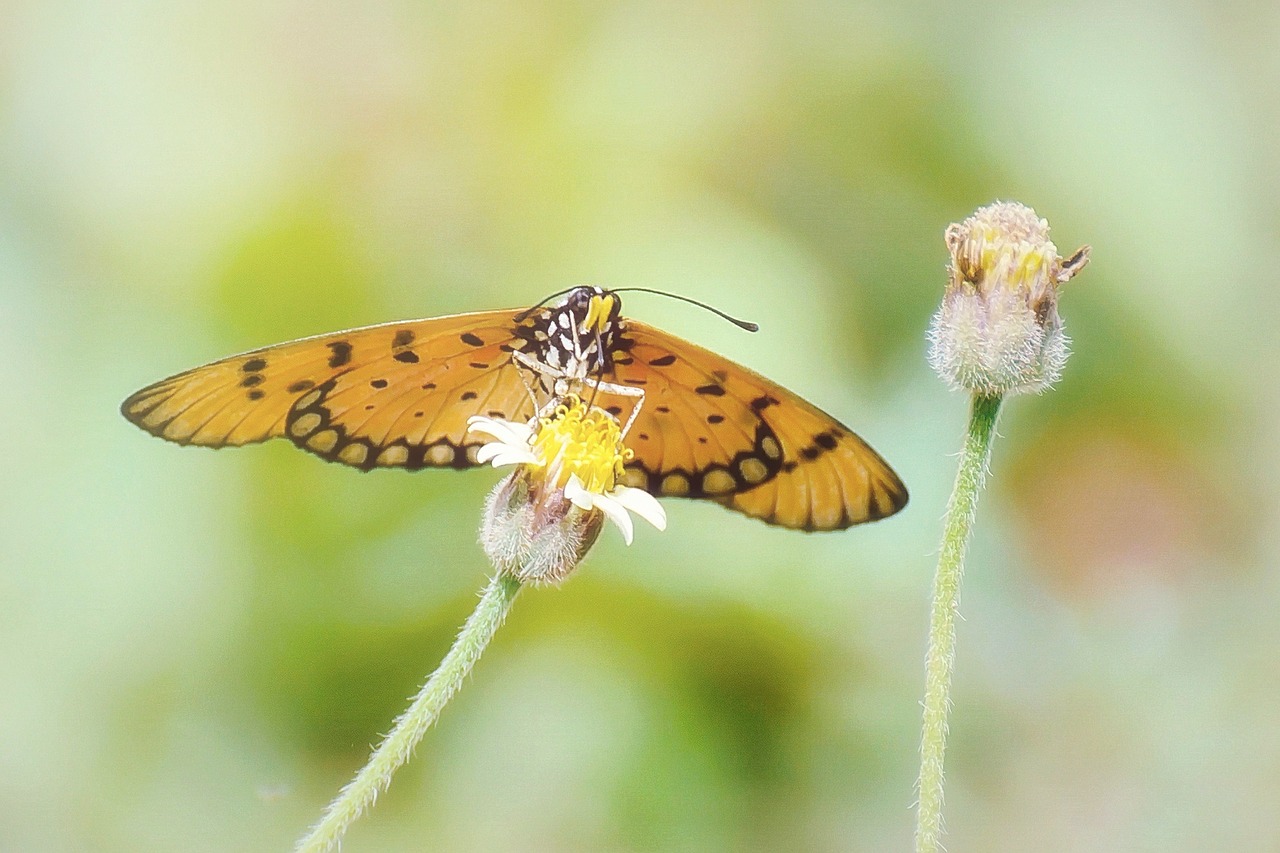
[480,469,605,585]
[927,201,1090,396]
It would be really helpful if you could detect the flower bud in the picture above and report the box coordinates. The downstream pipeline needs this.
[927,201,1090,396]
[479,467,605,585]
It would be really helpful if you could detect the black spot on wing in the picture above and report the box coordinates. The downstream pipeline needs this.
[328,341,353,368]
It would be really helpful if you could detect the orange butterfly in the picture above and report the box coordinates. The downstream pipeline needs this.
[121,286,907,530]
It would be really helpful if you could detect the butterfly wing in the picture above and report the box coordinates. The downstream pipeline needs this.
[603,320,908,531]
[121,310,536,470]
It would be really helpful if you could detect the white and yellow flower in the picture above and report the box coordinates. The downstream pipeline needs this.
[467,395,665,583]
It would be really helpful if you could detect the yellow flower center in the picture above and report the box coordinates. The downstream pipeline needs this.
[974,226,1054,293]
[532,395,632,494]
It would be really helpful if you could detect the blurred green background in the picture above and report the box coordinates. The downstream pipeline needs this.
[3,2,1276,851]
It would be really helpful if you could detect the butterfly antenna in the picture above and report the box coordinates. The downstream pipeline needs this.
[611,287,759,332]
[513,286,579,323]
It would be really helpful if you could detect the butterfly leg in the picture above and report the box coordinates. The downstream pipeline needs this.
[511,355,544,420]
[511,350,578,419]
[511,349,644,434]
[584,379,645,438]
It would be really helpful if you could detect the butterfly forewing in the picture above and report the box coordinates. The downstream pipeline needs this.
[604,320,908,531]
[122,288,907,531]
[120,310,536,470]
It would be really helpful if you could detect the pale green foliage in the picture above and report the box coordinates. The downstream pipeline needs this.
[296,575,522,852]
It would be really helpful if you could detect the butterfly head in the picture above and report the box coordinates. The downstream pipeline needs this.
[559,286,622,334]
[533,286,625,376]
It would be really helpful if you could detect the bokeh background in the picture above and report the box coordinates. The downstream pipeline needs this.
[3,2,1277,851]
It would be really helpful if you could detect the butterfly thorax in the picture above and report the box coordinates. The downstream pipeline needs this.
[513,286,625,382]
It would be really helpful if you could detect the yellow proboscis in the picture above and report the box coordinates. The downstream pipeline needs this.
[583,293,617,333]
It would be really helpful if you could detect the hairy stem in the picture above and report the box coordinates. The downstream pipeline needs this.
[916,393,1002,852]
[295,574,523,853]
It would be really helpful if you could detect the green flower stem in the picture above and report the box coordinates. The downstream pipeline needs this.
[295,573,523,853]
[916,393,1002,853]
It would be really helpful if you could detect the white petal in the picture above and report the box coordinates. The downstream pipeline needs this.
[563,474,597,511]
[475,442,505,465]
[467,416,533,447]
[593,492,635,545]
[475,440,532,466]
[465,415,500,438]
[609,486,667,532]
[484,447,539,469]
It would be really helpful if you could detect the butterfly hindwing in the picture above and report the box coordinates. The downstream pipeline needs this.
[604,320,908,531]
[123,288,908,531]
[120,310,536,470]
